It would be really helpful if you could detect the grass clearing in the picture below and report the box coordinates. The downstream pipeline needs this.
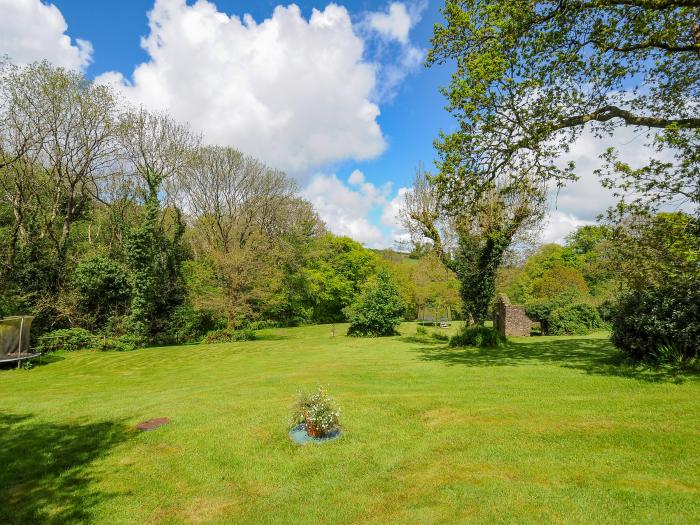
[1,323,698,524]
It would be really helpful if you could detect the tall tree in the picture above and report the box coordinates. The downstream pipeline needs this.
[428,0,699,215]
[118,109,198,337]
[401,166,544,325]
[177,145,307,325]
[0,61,117,276]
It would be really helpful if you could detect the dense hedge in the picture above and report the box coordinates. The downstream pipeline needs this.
[548,303,605,335]
[203,328,257,344]
[611,278,700,362]
[525,292,605,335]
[35,328,96,353]
[449,326,506,348]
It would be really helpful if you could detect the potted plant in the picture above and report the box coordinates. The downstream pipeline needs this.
[290,387,341,439]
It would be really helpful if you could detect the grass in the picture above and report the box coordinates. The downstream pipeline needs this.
[1,323,698,524]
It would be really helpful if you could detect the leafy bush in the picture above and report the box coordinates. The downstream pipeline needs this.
[524,290,584,334]
[611,278,700,362]
[416,325,427,335]
[73,256,130,326]
[246,320,280,330]
[449,326,506,348]
[290,387,341,437]
[97,337,137,352]
[36,328,95,352]
[596,299,616,323]
[168,303,224,343]
[203,328,257,344]
[345,269,405,337]
[548,303,605,335]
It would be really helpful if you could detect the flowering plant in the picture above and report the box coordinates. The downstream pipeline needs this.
[290,387,341,438]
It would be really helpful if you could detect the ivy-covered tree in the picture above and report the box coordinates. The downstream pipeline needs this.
[401,165,543,326]
[119,109,197,338]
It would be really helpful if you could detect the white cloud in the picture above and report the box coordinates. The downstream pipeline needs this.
[363,1,426,101]
[302,171,403,248]
[540,211,594,244]
[98,0,389,173]
[0,0,92,70]
[368,2,412,43]
[541,125,673,243]
[348,169,365,185]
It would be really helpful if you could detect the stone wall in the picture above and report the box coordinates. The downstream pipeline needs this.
[493,295,534,337]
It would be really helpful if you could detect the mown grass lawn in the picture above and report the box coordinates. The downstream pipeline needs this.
[1,323,698,524]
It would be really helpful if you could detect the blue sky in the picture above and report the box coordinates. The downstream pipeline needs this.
[1,0,628,247]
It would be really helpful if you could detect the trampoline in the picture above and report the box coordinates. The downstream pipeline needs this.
[0,316,40,367]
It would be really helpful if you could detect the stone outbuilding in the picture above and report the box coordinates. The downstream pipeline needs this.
[493,295,535,337]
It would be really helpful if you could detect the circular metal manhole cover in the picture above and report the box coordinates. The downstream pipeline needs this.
[136,417,171,431]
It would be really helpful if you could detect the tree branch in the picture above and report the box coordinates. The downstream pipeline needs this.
[557,105,700,129]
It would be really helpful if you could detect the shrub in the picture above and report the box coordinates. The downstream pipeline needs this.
[611,278,700,362]
[35,328,95,353]
[73,256,130,326]
[548,303,605,335]
[416,325,427,335]
[524,290,583,334]
[203,328,257,344]
[246,320,280,331]
[449,326,506,348]
[168,303,224,343]
[345,269,405,337]
[596,299,616,323]
[290,386,341,437]
[97,337,137,352]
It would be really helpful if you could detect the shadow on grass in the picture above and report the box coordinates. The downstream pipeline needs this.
[0,412,131,524]
[413,337,700,384]
[399,335,447,345]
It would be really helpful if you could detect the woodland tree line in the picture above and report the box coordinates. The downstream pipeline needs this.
[2,0,699,364]
[0,60,458,344]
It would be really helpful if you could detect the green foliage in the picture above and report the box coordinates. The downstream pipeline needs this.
[246,320,280,330]
[304,235,379,323]
[167,303,224,343]
[452,231,512,326]
[416,325,427,336]
[73,256,130,327]
[345,269,405,337]
[125,195,188,339]
[611,277,700,363]
[548,304,606,336]
[290,386,341,436]
[534,265,589,299]
[36,328,95,353]
[449,326,505,348]
[203,328,257,344]
[565,226,610,256]
[428,0,698,217]
[96,336,140,352]
[524,291,583,334]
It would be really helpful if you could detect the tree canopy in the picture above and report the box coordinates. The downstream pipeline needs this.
[428,0,699,214]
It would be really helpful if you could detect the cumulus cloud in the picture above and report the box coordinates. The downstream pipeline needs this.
[541,124,673,243]
[368,2,412,43]
[303,171,405,248]
[97,0,392,173]
[540,211,594,244]
[0,0,92,69]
